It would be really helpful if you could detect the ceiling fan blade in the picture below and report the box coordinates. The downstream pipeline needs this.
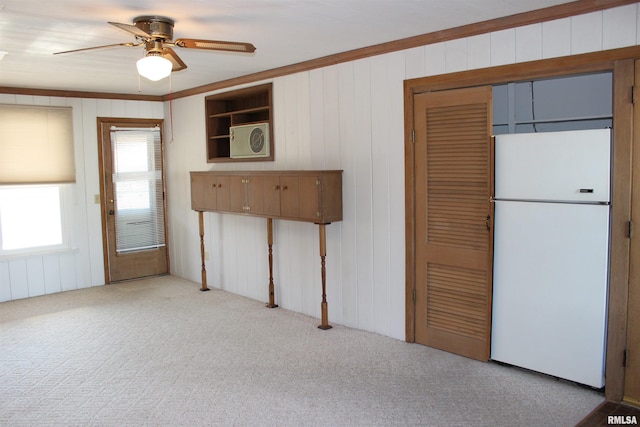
[174,38,256,53]
[108,21,152,39]
[53,42,138,55]
[162,48,188,72]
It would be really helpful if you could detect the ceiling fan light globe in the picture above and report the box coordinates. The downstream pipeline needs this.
[136,55,172,81]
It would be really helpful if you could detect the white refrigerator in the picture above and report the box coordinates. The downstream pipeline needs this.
[491,129,611,388]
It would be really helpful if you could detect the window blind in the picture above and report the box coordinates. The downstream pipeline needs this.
[110,126,166,254]
[0,105,75,184]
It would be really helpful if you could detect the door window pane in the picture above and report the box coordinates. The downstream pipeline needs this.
[110,127,165,253]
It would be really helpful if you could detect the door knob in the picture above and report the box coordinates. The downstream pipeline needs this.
[108,209,115,215]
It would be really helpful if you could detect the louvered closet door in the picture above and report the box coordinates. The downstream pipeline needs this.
[413,86,494,361]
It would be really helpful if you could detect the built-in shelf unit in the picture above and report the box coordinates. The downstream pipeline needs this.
[205,83,274,162]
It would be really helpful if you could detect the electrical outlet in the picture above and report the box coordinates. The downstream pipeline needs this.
[205,251,210,260]
[94,194,100,204]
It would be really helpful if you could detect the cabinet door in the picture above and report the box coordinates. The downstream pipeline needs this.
[245,176,264,215]
[190,174,206,211]
[280,175,321,221]
[262,176,281,217]
[280,176,300,218]
[215,175,231,211]
[244,175,280,216]
[298,176,321,221]
[318,172,343,223]
[203,175,218,211]
[229,176,246,213]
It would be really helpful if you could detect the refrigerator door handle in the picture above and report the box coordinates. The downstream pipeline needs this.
[491,197,610,206]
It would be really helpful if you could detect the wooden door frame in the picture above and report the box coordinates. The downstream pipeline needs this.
[96,117,170,284]
[625,60,640,406]
[405,45,640,402]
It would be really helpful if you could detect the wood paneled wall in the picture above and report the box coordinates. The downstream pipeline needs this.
[0,95,163,302]
[2,3,639,342]
[167,3,640,340]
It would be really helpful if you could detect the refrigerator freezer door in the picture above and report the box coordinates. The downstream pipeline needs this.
[491,200,609,388]
[494,129,611,203]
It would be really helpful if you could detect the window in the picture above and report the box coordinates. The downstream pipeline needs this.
[111,127,166,253]
[0,104,76,257]
[0,184,71,255]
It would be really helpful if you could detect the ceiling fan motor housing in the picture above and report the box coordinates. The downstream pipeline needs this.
[133,16,175,41]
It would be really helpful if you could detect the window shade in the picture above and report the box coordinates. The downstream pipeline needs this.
[0,105,75,184]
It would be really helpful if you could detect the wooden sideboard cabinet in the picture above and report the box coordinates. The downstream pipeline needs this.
[190,170,343,329]
[191,170,342,223]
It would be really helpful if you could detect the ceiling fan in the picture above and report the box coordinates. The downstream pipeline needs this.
[54,15,256,81]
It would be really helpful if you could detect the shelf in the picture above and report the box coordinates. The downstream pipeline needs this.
[208,106,269,119]
[205,84,274,163]
[208,112,232,119]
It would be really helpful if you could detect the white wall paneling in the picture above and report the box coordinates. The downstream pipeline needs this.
[43,255,62,295]
[603,4,638,50]
[445,38,468,73]
[164,95,205,282]
[26,257,46,297]
[8,260,29,300]
[571,12,604,54]
[491,28,517,66]
[370,54,393,335]
[467,34,492,71]
[0,262,10,301]
[352,58,375,332]
[3,4,640,342]
[404,46,427,80]
[167,4,640,340]
[424,43,447,77]
[387,51,408,339]
[515,24,543,63]
[542,18,572,58]
[336,61,358,328]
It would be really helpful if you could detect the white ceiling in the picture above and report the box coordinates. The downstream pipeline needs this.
[0,0,575,96]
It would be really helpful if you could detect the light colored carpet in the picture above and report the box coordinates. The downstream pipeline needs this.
[0,275,603,426]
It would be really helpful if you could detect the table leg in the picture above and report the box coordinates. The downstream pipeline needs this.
[318,223,332,330]
[199,211,209,292]
[266,218,278,308]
